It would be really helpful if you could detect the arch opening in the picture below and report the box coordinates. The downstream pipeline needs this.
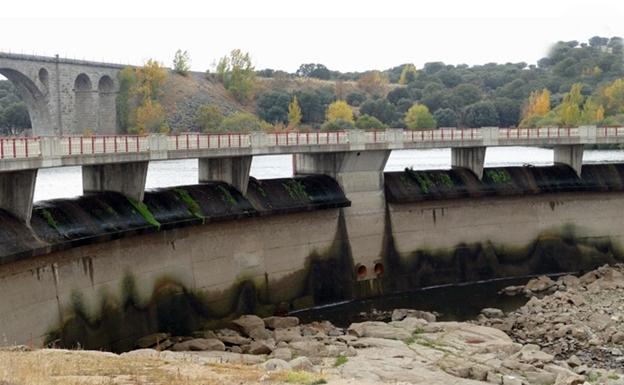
[97,76,116,133]
[74,73,96,134]
[0,67,53,135]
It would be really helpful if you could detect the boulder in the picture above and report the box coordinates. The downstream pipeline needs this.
[136,333,169,349]
[248,327,273,341]
[289,356,314,372]
[481,308,505,319]
[231,315,265,336]
[525,276,556,293]
[274,327,302,343]
[263,316,299,329]
[347,321,411,340]
[170,338,225,352]
[262,358,290,372]
[391,309,437,322]
[248,339,275,355]
[271,347,293,361]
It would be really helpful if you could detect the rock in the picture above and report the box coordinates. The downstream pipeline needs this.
[502,375,523,385]
[289,356,314,372]
[558,275,581,289]
[170,338,225,352]
[553,372,585,385]
[389,317,428,333]
[347,321,411,340]
[611,331,624,343]
[136,333,169,348]
[263,316,299,329]
[567,355,582,368]
[525,276,556,293]
[512,344,554,364]
[262,358,290,371]
[271,347,293,361]
[248,339,275,355]
[524,371,557,385]
[289,340,329,360]
[481,308,505,319]
[192,330,217,339]
[248,327,273,341]
[487,371,503,384]
[391,308,437,322]
[274,327,302,343]
[120,348,160,359]
[500,285,525,296]
[216,329,250,346]
[228,346,242,353]
[231,315,265,336]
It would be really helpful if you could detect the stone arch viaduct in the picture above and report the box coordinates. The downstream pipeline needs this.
[0,52,122,136]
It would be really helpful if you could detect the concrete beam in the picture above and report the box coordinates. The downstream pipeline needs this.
[82,161,148,201]
[554,144,584,176]
[293,150,390,193]
[0,170,37,223]
[198,156,252,195]
[451,147,486,179]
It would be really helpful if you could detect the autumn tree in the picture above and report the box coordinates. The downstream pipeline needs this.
[216,49,256,103]
[600,78,624,115]
[287,96,302,128]
[325,100,353,123]
[581,97,605,124]
[557,83,584,126]
[405,104,437,129]
[357,71,388,96]
[520,89,550,127]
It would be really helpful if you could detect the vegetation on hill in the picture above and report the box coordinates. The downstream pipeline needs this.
[0,36,623,134]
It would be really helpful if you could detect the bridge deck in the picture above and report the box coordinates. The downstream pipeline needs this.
[0,127,622,172]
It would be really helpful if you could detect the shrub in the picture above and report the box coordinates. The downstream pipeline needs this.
[220,112,268,132]
[355,114,387,129]
[325,100,353,123]
[321,118,355,131]
[433,108,458,128]
[346,91,366,106]
[195,105,224,132]
[405,104,437,129]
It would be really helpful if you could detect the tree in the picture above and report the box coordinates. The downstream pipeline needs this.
[433,108,458,128]
[355,114,386,129]
[346,91,366,107]
[451,84,482,109]
[295,88,334,124]
[216,49,256,103]
[399,64,417,85]
[134,99,167,133]
[1,103,30,133]
[325,100,353,123]
[386,87,411,105]
[173,49,191,76]
[357,71,388,96]
[521,89,551,126]
[600,78,624,115]
[493,98,521,127]
[557,83,584,126]
[296,63,331,80]
[359,98,398,124]
[256,90,290,123]
[463,101,500,128]
[404,104,436,129]
[220,112,270,132]
[581,97,605,124]
[287,96,302,128]
[195,105,224,132]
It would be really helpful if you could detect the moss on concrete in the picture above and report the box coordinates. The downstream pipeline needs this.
[127,198,160,229]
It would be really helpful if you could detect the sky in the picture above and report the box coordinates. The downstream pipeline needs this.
[0,0,623,74]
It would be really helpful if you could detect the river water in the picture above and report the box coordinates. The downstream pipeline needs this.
[34,146,624,201]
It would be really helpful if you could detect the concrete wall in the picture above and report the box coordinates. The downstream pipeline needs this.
[0,209,342,348]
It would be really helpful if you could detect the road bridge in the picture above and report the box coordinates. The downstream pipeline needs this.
[0,125,622,223]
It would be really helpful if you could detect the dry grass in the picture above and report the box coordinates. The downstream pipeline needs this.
[0,349,266,385]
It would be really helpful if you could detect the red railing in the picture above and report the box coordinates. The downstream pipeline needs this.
[60,135,148,156]
[403,128,481,142]
[270,131,347,146]
[499,127,580,139]
[168,133,250,150]
[598,126,624,137]
[0,137,41,159]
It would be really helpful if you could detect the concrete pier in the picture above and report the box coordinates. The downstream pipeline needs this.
[199,156,252,194]
[0,170,37,223]
[554,145,584,176]
[451,147,486,179]
[82,162,148,201]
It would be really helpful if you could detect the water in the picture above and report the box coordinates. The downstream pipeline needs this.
[34,146,624,201]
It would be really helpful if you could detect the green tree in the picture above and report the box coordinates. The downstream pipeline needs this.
[220,112,270,132]
[195,105,224,132]
[173,49,191,76]
[346,91,366,107]
[387,87,411,105]
[287,96,302,128]
[325,100,353,123]
[405,104,437,129]
[355,114,387,129]
[463,101,500,128]
[433,108,458,128]
[1,103,30,133]
[360,98,398,124]
[256,90,290,123]
[398,64,417,85]
[216,49,256,103]
[493,98,521,127]
[321,118,355,131]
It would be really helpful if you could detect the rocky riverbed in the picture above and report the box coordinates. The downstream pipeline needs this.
[1,265,623,385]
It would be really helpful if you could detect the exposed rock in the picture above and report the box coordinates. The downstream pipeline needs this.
[248,327,272,341]
[271,347,293,361]
[481,308,505,319]
[231,315,265,337]
[263,316,299,329]
[170,338,225,352]
[525,275,556,294]
[274,326,302,343]
[288,356,314,372]
[248,339,275,355]
[136,333,169,349]
[262,358,290,371]
[390,308,437,322]
[347,321,411,340]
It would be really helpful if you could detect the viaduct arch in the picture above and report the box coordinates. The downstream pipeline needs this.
[0,52,123,135]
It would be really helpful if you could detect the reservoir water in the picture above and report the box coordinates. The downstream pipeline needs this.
[34,146,624,201]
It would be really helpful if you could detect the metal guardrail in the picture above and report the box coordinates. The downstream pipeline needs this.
[0,127,623,161]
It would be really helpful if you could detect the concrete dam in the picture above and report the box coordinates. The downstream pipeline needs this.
[1,163,624,352]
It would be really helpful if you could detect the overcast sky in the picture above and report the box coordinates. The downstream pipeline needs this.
[0,0,623,74]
